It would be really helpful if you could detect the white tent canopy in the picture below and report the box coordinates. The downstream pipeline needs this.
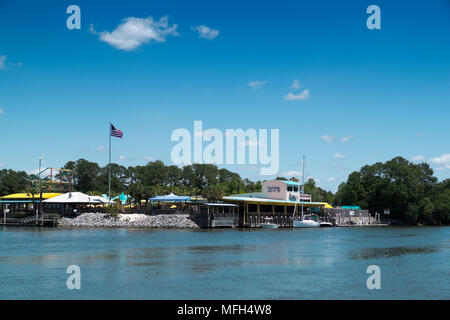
[43,192,106,204]
[89,196,113,204]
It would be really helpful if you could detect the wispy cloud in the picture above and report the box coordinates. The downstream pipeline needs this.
[0,162,5,167]
[97,146,106,152]
[321,134,335,143]
[0,55,6,70]
[91,16,178,51]
[0,108,4,115]
[307,176,321,183]
[0,55,22,70]
[284,89,310,101]
[411,155,425,162]
[327,177,336,182]
[192,25,219,39]
[283,170,302,177]
[333,153,345,159]
[144,156,155,161]
[248,80,269,90]
[291,78,301,89]
[118,155,127,161]
[341,136,352,143]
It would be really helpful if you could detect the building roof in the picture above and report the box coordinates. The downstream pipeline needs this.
[149,193,191,202]
[201,203,239,207]
[279,180,302,186]
[0,193,63,200]
[0,200,41,204]
[43,192,104,204]
[222,196,333,208]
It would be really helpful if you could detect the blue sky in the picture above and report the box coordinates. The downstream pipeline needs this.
[0,0,449,191]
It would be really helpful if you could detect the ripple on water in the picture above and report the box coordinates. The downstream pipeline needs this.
[348,245,444,260]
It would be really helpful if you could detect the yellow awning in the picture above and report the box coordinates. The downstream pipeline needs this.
[0,193,63,200]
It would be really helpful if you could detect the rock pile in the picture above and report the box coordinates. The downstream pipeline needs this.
[58,213,200,229]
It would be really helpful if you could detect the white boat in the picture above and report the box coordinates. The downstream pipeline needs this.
[293,219,320,228]
[292,156,321,229]
[261,218,278,229]
[320,222,334,228]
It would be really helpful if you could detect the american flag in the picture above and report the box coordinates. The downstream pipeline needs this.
[110,124,123,139]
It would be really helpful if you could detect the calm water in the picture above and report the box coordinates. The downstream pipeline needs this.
[0,226,449,300]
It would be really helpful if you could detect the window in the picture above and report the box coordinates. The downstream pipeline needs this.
[287,186,293,192]
[294,186,299,192]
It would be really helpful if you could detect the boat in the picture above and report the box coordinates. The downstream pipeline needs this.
[292,156,321,228]
[320,222,334,228]
[293,219,320,228]
[261,217,278,229]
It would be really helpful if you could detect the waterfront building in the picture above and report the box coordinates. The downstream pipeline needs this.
[0,193,62,215]
[220,180,332,228]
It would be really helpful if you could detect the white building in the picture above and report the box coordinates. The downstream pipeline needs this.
[261,180,312,202]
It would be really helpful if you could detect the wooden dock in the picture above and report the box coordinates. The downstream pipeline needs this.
[1,215,58,227]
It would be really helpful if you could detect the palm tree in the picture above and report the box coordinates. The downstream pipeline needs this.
[128,183,146,213]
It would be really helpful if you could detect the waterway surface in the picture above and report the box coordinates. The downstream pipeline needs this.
[0,226,448,299]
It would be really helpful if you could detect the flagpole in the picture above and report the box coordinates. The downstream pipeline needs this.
[108,121,111,202]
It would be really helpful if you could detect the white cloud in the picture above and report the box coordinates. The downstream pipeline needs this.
[411,155,425,162]
[92,16,178,51]
[0,162,4,167]
[307,176,321,183]
[333,153,345,159]
[291,78,301,89]
[144,156,155,161]
[0,55,22,69]
[97,146,106,152]
[118,155,127,161]
[0,55,6,70]
[0,108,4,115]
[327,177,336,182]
[321,134,335,143]
[284,90,310,101]
[283,170,303,177]
[341,136,352,143]
[192,25,219,39]
[248,80,269,90]
[429,153,450,165]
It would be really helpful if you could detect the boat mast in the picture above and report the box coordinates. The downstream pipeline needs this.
[301,155,305,220]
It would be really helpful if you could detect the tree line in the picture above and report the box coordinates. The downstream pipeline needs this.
[334,157,449,225]
[0,157,448,224]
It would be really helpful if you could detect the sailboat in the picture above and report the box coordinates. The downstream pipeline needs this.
[292,155,320,228]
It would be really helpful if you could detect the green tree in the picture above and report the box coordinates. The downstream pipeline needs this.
[0,169,29,196]
[128,183,146,212]
[334,157,443,224]
[64,159,101,193]
[202,185,224,202]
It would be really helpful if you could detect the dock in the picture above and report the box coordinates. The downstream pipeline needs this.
[1,214,58,227]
